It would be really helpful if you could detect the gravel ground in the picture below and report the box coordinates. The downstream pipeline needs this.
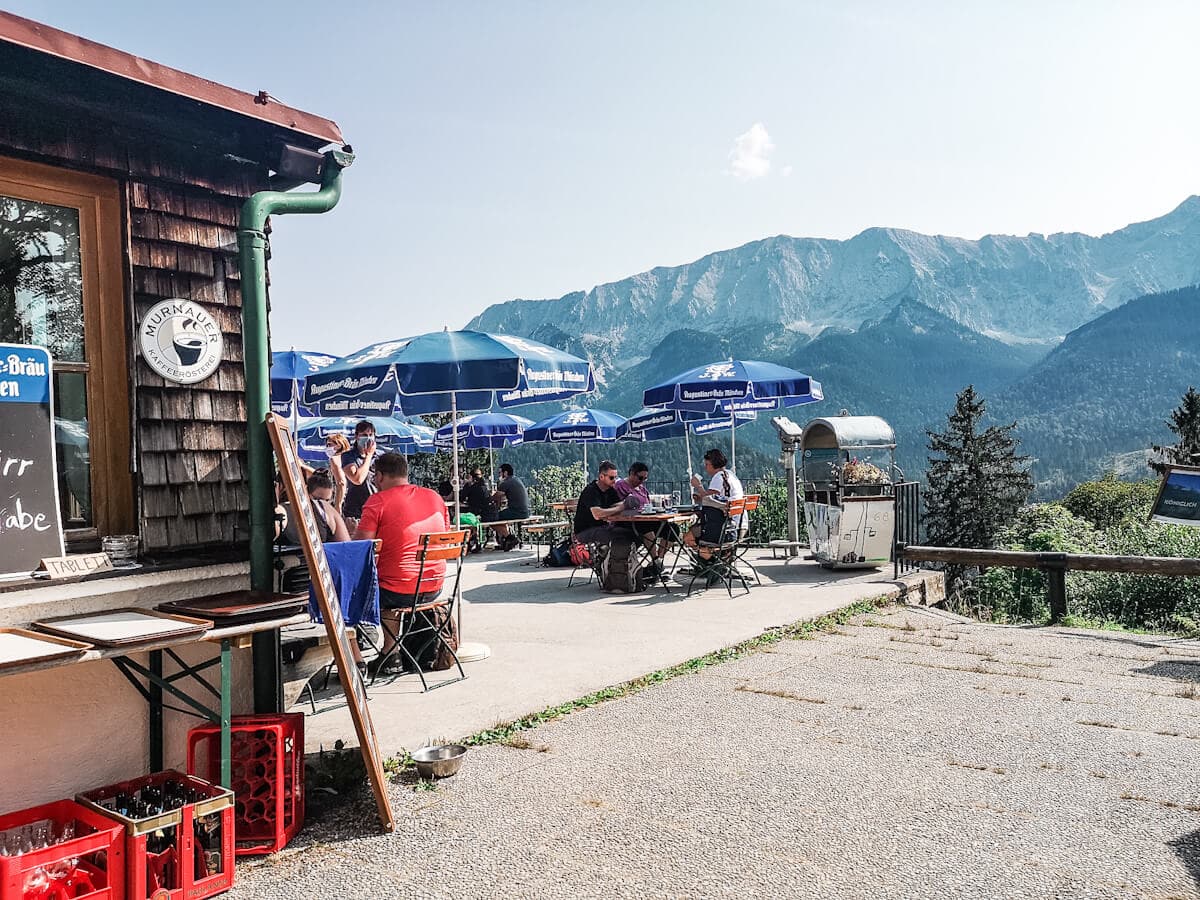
[232,605,1200,899]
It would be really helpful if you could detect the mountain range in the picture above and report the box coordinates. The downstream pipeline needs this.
[466,198,1200,497]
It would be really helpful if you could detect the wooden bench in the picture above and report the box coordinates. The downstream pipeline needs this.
[767,539,806,560]
[282,621,373,710]
[482,515,544,548]
[522,520,570,556]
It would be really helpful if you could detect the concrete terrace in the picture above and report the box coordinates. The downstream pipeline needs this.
[239,603,1200,899]
[300,547,926,754]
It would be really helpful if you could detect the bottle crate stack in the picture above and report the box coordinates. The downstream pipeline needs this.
[187,713,304,856]
[0,799,125,900]
[76,771,234,900]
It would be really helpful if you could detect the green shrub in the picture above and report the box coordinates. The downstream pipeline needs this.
[968,504,1099,622]
[744,473,797,544]
[527,464,586,517]
[965,494,1200,631]
[1081,520,1200,629]
[1061,472,1159,530]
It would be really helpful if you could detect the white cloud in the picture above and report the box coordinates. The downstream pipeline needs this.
[728,122,775,181]
[781,165,793,177]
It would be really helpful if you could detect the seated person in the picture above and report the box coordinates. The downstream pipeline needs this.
[354,452,452,677]
[614,461,674,564]
[488,463,531,550]
[572,460,630,547]
[460,468,497,520]
[685,447,745,557]
[281,469,351,544]
[613,461,651,509]
[437,479,455,502]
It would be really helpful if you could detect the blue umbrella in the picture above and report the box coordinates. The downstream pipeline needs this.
[617,407,755,476]
[303,331,595,416]
[296,416,436,461]
[643,359,822,469]
[435,412,534,450]
[523,408,627,477]
[303,329,595,531]
[436,412,535,483]
[270,349,338,422]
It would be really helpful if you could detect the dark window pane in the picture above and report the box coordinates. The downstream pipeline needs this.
[0,194,84,362]
[54,371,91,528]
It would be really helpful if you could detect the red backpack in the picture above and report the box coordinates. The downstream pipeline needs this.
[568,539,591,567]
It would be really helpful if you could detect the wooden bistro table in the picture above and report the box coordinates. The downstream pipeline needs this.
[0,611,308,790]
[609,511,696,590]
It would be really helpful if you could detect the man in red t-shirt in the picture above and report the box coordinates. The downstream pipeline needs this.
[353,452,450,675]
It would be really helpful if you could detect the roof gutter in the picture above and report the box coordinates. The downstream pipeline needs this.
[238,147,353,712]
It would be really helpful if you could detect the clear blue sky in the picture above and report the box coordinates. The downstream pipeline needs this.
[10,1,1200,355]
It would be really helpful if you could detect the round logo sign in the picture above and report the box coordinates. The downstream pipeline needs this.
[139,299,224,384]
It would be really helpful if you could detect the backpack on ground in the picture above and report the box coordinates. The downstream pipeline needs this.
[600,537,649,594]
[567,539,591,568]
[543,538,574,568]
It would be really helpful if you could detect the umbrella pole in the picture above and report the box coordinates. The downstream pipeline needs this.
[453,391,490,663]
[685,428,693,481]
[583,442,588,480]
[730,411,736,472]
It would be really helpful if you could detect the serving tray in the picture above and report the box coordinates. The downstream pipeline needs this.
[32,608,211,647]
[157,591,308,625]
[0,628,92,670]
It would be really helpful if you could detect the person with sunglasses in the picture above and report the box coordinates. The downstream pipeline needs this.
[572,460,628,547]
[615,461,674,571]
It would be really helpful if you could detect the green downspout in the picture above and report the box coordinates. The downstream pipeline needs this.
[238,148,354,712]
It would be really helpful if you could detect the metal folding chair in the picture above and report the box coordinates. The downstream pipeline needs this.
[373,529,470,691]
[566,539,605,587]
[684,497,753,597]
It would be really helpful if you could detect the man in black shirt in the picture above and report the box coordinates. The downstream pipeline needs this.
[573,460,630,545]
[460,468,497,519]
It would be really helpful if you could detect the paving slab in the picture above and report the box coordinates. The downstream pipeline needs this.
[301,549,915,753]
[237,606,1200,898]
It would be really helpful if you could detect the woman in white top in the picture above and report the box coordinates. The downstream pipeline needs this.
[687,447,745,549]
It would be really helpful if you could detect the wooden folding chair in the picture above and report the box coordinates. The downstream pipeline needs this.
[734,494,763,586]
[374,529,470,691]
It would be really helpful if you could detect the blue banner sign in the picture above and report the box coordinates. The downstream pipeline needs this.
[0,344,64,576]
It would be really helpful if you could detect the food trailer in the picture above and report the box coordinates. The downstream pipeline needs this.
[800,413,898,569]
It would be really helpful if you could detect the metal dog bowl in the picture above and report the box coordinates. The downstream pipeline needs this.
[412,744,467,779]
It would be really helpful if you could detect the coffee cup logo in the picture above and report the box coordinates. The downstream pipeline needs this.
[139,299,223,384]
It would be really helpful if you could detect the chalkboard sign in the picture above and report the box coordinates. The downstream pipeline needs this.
[1150,465,1200,527]
[0,343,63,578]
[265,413,395,831]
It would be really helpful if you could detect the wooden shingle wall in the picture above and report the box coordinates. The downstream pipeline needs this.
[0,103,277,552]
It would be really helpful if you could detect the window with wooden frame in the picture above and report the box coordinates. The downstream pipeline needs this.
[0,155,133,542]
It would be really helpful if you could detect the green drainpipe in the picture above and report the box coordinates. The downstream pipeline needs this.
[238,148,354,712]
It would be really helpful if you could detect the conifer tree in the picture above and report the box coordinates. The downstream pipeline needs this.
[924,385,1033,551]
[1149,386,1200,475]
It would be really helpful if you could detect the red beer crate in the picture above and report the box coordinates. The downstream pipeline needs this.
[187,713,304,856]
[77,771,234,900]
[0,798,125,900]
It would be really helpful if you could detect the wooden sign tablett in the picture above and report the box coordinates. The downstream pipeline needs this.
[0,628,92,670]
[266,412,396,831]
[32,608,211,647]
